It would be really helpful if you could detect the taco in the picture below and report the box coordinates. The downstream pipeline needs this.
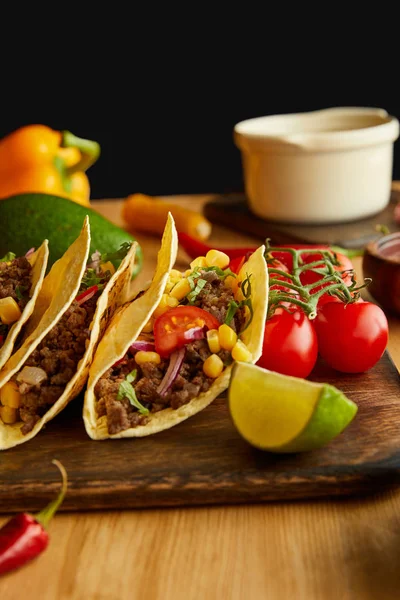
[83,213,268,440]
[0,217,138,449]
[0,243,49,370]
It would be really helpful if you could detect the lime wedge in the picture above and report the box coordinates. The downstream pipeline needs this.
[228,362,358,453]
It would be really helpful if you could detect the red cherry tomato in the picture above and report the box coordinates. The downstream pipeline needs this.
[256,308,318,379]
[154,306,220,357]
[300,251,354,288]
[313,301,388,373]
[317,292,364,307]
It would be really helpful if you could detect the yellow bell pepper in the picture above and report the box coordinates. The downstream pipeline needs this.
[0,125,100,206]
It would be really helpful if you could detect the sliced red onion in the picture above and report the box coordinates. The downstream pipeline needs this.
[76,285,98,306]
[129,341,155,353]
[157,347,185,397]
[25,247,35,259]
[183,326,205,342]
[113,356,127,367]
[88,249,102,273]
[17,366,48,386]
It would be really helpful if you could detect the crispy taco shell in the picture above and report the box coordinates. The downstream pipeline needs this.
[83,213,268,440]
[0,217,138,449]
[0,241,49,370]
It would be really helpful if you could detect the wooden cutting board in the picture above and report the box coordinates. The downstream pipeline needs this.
[204,188,400,248]
[1,352,400,514]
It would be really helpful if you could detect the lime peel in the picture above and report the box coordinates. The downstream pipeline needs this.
[228,362,358,454]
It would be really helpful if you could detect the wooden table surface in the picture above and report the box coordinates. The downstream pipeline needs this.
[2,195,400,600]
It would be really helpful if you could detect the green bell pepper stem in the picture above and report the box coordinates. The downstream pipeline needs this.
[62,130,101,174]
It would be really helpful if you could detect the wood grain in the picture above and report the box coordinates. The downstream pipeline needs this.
[1,352,400,513]
[2,195,400,600]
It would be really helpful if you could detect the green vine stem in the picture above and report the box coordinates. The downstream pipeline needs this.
[266,246,370,320]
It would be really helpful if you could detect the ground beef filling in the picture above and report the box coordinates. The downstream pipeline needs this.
[13,295,98,435]
[96,275,246,436]
[191,269,245,332]
[0,256,32,345]
[96,339,233,435]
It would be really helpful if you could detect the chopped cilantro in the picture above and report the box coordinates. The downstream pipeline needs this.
[187,278,207,303]
[202,266,236,280]
[117,380,149,415]
[224,272,254,332]
[126,369,137,384]
[225,300,240,326]
[101,242,132,264]
[15,285,28,301]
[0,252,16,263]
[80,268,104,291]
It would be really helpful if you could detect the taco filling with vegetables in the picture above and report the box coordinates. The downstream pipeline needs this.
[96,262,253,434]
[1,244,133,434]
[0,253,33,345]
[84,214,268,440]
[0,244,49,371]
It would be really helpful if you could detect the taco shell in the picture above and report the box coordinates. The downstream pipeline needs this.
[0,216,138,450]
[0,241,49,370]
[83,213,268,440]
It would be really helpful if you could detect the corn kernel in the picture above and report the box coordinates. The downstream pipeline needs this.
[170,269,183,280]
[169,278,191,300]
[153,294,170,319]
[0,297,22,325]
[167,296,179,308]
[100,261,116,276]
[206,329,221,354]
[206,249,230,269]
[231,340,252,363]
[0,381,21,408]
[224,274,239,294]
[203,354,224,378]
[142,319,154,333]
[135,351,161,365]
[218,324,237,351]
[0,405,18,424]
[185,269,192,277]
[190,256,208,269]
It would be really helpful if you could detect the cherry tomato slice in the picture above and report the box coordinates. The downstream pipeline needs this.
[154,306,220,357]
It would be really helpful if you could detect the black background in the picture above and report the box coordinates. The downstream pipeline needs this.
[2,39,399,201]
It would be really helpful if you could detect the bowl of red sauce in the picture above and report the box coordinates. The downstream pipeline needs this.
[363,232,400,314]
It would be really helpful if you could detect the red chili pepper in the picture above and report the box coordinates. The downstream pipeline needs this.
[0,460,67,576]
[178,232,331,262]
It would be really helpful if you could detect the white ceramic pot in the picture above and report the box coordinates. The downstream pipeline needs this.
[233,107,400,224]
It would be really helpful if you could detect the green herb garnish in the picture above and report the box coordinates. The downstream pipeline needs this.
[202,266,236,280]
[0,252,16,263]
[117,380,149,415]
[15,285,28,301]
[80,268,104,291]
[101,242,132,264]
[187,278,207,303]
[224,272,254,332]
[126,369,137,384]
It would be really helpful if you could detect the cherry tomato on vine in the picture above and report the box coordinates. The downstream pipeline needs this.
[300,251,354,288]
[256,308,318,379]
[313,301,388,373]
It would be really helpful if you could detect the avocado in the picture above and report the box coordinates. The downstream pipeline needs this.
[0,193,142,275]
